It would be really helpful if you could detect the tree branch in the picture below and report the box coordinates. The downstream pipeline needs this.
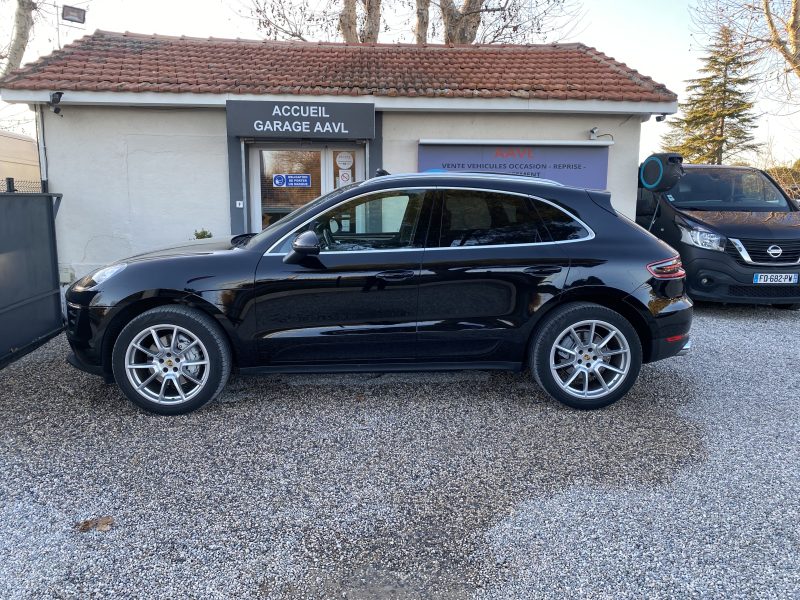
[763,0,800,78]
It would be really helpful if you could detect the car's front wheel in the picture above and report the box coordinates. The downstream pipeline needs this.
[111,305,231,415]
[530,302,642,409]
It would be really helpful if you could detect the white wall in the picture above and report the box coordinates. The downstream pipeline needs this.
[44,105,645,279]
[43,106,230,280]
[382,112,642,217]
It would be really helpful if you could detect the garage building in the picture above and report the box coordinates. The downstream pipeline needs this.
[0,30,677,280]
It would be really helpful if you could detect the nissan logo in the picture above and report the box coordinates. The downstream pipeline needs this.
[767,245,783,258]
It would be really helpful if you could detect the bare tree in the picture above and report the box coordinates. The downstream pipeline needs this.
[696,1,800,93]
[1,0,37,78]
[762,0,800,78]
[252,0,382,43]
[340,0,359,42]
[251,0,579,45]
[415,0,431,43]
[251,0,339,41]
[413,0,581,45]
[439,0,483,44]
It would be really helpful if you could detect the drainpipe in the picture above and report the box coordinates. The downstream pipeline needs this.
[35,103,49,193]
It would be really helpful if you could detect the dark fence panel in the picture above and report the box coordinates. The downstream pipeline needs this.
[0,192,64,368]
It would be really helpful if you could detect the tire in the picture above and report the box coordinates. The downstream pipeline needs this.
[773,304,800,310]
[111,305,231,415]
[530,302,642,410]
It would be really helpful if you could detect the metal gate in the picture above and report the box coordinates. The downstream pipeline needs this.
[0,190,64,369]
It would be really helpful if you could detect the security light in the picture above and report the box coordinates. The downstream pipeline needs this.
[62,5,86,24]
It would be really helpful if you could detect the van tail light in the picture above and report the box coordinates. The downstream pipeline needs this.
[647,256,686,279]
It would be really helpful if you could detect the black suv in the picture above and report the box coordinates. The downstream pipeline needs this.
[66,172,692,415]
[637,164,800,308]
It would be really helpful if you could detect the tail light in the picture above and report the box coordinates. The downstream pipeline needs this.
[647,256,686,279]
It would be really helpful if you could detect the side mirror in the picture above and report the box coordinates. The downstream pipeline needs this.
[283,230,321,264]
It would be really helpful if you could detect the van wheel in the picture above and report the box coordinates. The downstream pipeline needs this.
[111,306,231,415]
[530,303,642,409]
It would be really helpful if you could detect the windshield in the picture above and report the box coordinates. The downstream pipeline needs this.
[665,168,791,212]
[245,181,362,249]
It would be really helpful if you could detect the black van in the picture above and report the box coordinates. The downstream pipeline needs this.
[636,162,800,308]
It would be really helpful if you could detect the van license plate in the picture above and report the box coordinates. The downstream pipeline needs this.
[753,273,798,284]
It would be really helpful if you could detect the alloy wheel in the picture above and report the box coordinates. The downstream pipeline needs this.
[124,324,210,405]
[549,319,631,399]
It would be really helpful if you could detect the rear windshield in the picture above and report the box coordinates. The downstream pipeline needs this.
[665,168,791,212]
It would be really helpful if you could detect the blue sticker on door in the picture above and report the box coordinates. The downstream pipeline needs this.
[272,174,312,188]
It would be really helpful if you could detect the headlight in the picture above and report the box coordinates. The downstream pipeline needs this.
[78,263,127,288]
[677,223,726,252]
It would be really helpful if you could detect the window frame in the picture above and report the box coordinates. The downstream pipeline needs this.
[267,185,594,255]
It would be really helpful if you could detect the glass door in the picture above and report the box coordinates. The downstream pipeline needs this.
[249,145,366,232]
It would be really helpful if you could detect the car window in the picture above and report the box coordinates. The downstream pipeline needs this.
[277,189,427,253]
[665,168,791,212]
[438,190,550,247]
[533,200,590,241]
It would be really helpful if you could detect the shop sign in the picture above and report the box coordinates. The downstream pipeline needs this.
[227,100,375,139]
[418,144,610,189]
[273,174,311,188]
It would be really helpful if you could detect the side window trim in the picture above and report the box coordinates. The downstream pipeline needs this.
[267,185,595,254]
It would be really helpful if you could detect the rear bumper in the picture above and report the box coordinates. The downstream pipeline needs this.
[624,285,693,364]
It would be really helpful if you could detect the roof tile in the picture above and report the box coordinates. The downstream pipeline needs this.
[0,30,676,103]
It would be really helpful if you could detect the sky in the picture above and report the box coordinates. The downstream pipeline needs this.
[1,0,797,163]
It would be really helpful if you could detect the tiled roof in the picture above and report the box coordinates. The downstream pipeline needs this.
[0,30,676,103]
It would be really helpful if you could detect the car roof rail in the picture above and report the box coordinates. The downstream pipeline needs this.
[458,171,565,186]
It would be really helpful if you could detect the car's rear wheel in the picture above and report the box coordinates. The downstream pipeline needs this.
[111,306,231,415]
[530,302,642,409]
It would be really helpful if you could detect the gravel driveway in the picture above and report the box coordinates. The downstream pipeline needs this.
[0,304,798,599]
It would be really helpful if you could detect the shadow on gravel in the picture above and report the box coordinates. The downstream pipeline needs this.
[0,334,707,599]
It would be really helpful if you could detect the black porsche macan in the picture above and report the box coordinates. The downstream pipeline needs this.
[65,172,693,414]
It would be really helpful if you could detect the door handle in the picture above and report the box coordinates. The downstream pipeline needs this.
[376,269,416,281]
[523,266,563,276]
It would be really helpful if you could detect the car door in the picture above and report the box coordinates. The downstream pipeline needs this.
[253,188,433,365]
[416,187,575,364]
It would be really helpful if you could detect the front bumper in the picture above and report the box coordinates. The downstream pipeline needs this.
[65,300,112,379]
[681,245,800,304]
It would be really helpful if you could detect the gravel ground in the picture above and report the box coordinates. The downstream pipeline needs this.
[0,303,798,599]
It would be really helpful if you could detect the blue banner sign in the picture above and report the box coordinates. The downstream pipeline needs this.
[272,174,312,188]
[418,144,609,190]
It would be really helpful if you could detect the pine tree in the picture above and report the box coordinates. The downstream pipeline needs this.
[662,26,760,164]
